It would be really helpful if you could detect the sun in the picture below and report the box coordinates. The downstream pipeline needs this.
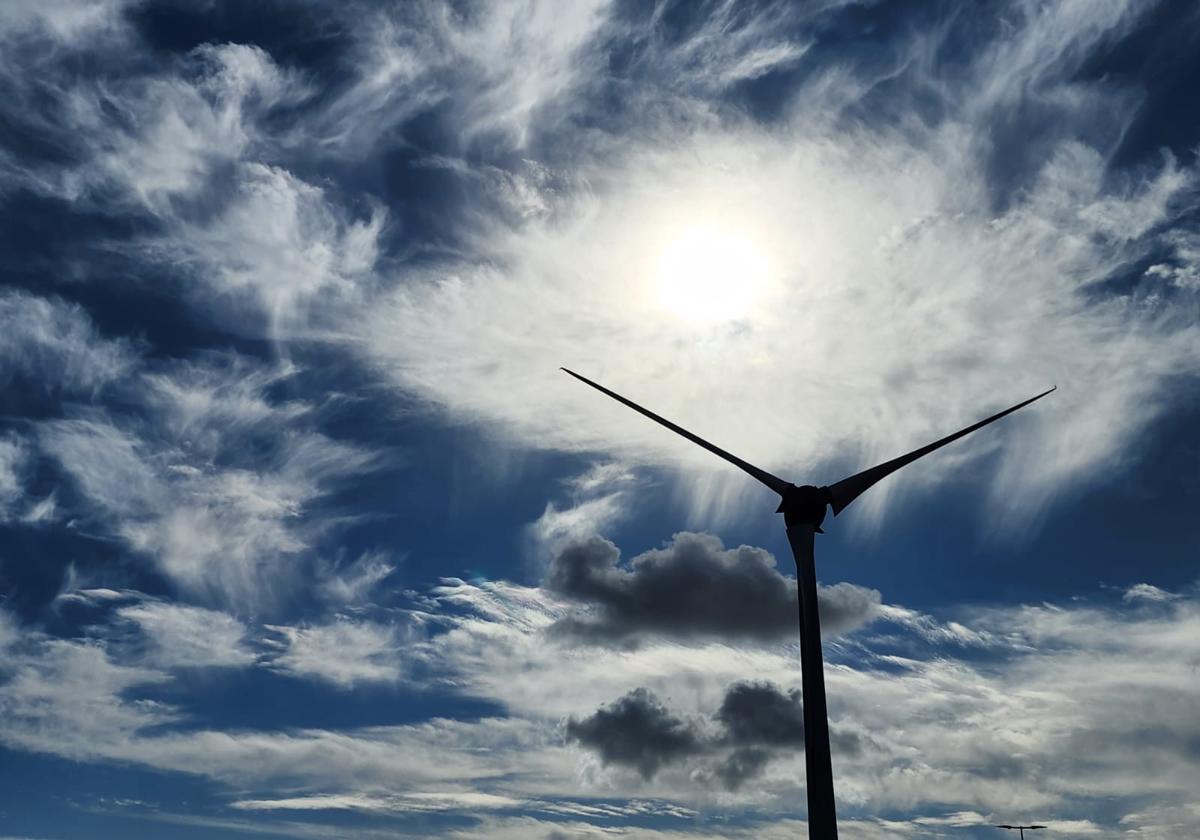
[654,225,771,323]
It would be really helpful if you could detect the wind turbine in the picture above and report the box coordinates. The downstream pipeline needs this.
[561,367,1054,840]
[995,825,1047,839]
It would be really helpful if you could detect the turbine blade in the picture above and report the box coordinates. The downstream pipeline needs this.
[1028,827,1047,830]
[826,386,1055,516]
[996,826,1015,830]
[561,368,791,496]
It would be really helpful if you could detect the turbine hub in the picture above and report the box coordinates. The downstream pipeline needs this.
[777,484,831,531]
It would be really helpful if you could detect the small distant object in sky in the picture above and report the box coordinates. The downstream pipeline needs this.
[562,367,1054,840]
[995,825,1048,839]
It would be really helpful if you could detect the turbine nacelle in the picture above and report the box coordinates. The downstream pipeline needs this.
[776,484,833,532]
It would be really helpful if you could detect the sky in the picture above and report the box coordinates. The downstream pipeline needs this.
[0,0,1198,838]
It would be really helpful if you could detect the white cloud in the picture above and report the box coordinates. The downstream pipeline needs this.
[70,43,305,211]
[364,126,1198,532]
[614,0,822,93]
[39,355,377,612]
[6,0,1195,542]
[139,161,385,334]
[264,618,406,687]
[0,291,136,392]
[230,791,528,814]
[528,462,640,556]
[3,1,1196,543]
[316,551,396,605]
[0,0,133,46]
[0,609,19,653]
[348,1,1199,532]
[2,38,374,336]
[0,639,176,762]
[1119,803,1200,840]
[117,601,255,668]
[1122,583,1181,604]
[314,0,613,153]
[0,435,28,521]
[0,430,57,528]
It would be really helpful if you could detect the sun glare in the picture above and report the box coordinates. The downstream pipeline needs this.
[654,225,771,323]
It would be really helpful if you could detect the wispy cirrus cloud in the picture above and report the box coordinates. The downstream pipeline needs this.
[527,461,641,557]
[0,291,136,392]
[0,435,29,522]
[307,0,613,155]
[116,601,255,669]
[5,0,1195,536]
[350,0,1199,531]
[0,0,134,45]
[264,618,407,688]
[37,353,377,612]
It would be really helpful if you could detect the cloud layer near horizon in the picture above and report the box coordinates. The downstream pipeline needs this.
[2,571,1198,837]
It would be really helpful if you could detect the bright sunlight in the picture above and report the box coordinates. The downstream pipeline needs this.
[654,225,771,323]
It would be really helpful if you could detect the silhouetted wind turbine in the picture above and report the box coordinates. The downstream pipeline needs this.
[561,367,1054,840]
[993,825,1051,835]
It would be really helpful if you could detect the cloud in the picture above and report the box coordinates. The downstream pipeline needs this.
[139,161,385,334]
[0,435,29,521]
[566,679,844,791]
[527,462,640,556]
[607,0,823,95]
[100,44,300,207]
[1,571,1199,833]
[264,618,405,687]
[6,0,1196,539]
[316,551,396,605]
[0,291,136,392]
[230,791,530,815]
[418,571,1200,821]
[876,604,996,648]
[0,631,556,794]
[1,32,375,336]
[565,688,704,780]
[1122,583,1181,604]
[0,608,19,653]
[354,0,1200,531]
[0,2,1196,836]
[544,532,880,644]
[31,42,305,211]
[715,681,804,748]
[38,354,377,612]
[310,0,613,154]
[117,601,255,668]
[0,639,177,763]
[0,0,133,53]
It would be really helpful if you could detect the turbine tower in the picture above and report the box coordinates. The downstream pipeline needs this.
[561,368,1054,840]
[996,825,1047,839]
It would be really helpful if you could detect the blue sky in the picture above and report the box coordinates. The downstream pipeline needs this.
[0,1,1198,838]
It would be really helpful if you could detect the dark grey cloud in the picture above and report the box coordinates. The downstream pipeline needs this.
[716,680,804,747]
[711,747,771,792]
[564,687,703,780]
[545,533,880,645]
[568,680,828,789]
